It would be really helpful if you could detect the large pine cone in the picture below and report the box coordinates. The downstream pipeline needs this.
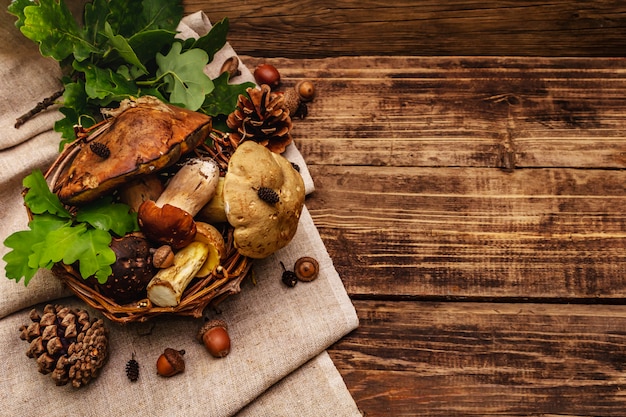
[226,84,293,153]
[19,304,108,388]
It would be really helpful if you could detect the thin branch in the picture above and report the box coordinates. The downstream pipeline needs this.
[14,89,64,129]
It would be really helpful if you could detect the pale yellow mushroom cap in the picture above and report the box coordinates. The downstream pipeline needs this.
[223,141,305,258]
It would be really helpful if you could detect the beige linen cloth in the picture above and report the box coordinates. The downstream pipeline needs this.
[0,7,361,417]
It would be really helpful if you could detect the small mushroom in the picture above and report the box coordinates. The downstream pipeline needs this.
[194,222,226,278]
[85,233,156,304]
[146,241,210,307]
[138,157,220,249]
[197,141,305,259]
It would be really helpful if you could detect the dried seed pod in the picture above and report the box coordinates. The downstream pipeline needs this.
[257,187,280,204]
[89,142,111,159]
[19,304,108,388]
[126,353,139,382]
[294,256,319,282]
[280,261,298,287]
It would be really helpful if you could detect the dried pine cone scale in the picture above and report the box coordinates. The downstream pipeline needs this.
[19,304,108,388]
[227,84,293,153]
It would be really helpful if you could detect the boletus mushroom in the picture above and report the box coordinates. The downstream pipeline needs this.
[137,157,220,249]
[86,233,156,304]
[198,140,305,259]
[55,96,212,205]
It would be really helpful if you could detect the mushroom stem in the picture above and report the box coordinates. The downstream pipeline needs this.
[197,177,227,223]
[146,241,209,307]
[156,158,220,216]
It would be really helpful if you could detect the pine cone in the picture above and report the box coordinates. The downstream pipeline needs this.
[226,84,293,153]
[19,304,108,388]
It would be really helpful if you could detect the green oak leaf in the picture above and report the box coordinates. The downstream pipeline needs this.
[128,29,177,67]
[82,0,110,47]
[62,228,115,284]
[106,0,144,37]
[19,0,98,61]
[23,170,71,218]
[76,197,138,236]
[7,0,32,29]
[156,42,213,110]
[184,17,229,62]
[103,21,147,74]
[141,0,184,31]
[74,60,140,104]
[3,214,68,284]
[39,223,88,266]
[202,72,255,117]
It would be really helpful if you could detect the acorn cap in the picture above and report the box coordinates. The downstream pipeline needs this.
[55,96,212,205]
[163,348,185,373]
[294,256,319,282]
[196,319,228,343]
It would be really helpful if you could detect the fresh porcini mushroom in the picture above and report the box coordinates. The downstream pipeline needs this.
[55,96,212,205]
[198,177,227,223]
[199,141,305,259]
[117,174,164,213]
[146,241,210,307]
[138,157,220,249]
[194,222,226,277]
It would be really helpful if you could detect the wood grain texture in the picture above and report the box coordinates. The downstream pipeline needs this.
[330,301,626,416]
[238,55,626,415]
[184,1,626,57]
[241,56,626,301]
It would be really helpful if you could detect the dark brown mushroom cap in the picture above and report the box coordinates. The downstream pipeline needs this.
[56,97,212,205]
[86,233,156,304]
[137,200,197,249]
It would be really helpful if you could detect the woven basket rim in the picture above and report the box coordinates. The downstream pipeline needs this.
[33,126,251,324]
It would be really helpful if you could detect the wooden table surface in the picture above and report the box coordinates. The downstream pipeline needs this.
[241,55,626,416]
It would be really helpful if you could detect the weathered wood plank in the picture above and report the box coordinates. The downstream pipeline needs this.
[185,1,626,58]
[328,300,626,416]
[306,165,626,300]
[242,56,626,169]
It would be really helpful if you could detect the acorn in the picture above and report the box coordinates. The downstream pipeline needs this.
[156,348,185,377]
[254,63,281,88]
[295,80,316,102]
[294,256,319,282]
[197,319,231,358]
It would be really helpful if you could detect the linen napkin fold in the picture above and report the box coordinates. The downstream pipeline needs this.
[0,6,360,416]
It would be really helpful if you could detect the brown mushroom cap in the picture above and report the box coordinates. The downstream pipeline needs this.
[56,96,212,205]
[86,233,156,304]
[223,141,305,258]
[137,200,197,249]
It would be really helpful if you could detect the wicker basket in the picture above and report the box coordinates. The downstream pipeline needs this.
[36,130,252,324]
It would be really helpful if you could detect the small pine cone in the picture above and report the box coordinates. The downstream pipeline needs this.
[19,304,109,388]
[126,355,139,382]
[226,84,293,153]
[257,187,280,204]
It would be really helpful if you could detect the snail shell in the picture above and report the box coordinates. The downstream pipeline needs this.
[294,256,319,282]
